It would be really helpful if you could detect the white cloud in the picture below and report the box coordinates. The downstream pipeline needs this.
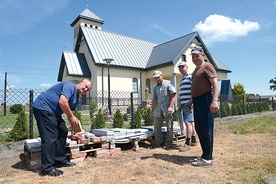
[193,14,260,44]
[40,83,51,87]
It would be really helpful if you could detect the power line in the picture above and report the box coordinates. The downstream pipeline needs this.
[0,64,56,71]
[5,71,57,76]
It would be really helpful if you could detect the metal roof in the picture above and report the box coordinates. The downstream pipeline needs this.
[58,52,91,81]
[146,32,195,68]
[211,55,232,72]
[80,26,158,68]
[71,9,104,27]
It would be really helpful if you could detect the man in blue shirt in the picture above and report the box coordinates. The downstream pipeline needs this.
[32,79,92,176]
[151,70,176,149]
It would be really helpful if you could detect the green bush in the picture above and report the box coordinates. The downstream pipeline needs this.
[173,110,178,121]
[73,111,82,122]
[246,103,251,114]
[8,111,29,141]
[113,109,124,128]
[220,102,230,117]
[134,110,142,128]
[10,104,23,114]
[91,108,106,130]
[89,102,98,121]
[231,104,238,116]
[237,103,243,115]
[143,108,154,126]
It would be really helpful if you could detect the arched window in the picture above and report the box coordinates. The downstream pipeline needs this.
[146,79,151,93]
[132,78,138,92]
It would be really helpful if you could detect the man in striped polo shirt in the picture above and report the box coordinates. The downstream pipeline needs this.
[177,61,197,152]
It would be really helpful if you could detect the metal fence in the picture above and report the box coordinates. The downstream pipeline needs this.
[0,88,275,142]
[0,88,143,141]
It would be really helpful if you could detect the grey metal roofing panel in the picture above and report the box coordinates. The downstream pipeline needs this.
[63,51,91,76]
[81,26,158,68]
[146,32,196,68]
[80,9,104,22]
[211,55,232,72]
[71,9,104,26]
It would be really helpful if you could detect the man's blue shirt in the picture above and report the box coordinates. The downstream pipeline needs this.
[32,82,79,116]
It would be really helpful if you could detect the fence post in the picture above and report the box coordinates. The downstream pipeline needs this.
[243,96,245,115]
[272,97,275,111]
[130,92,135,129]
[29,90,34,139]
[3,72,7,116]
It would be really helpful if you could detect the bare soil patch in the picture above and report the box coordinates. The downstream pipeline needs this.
[0,111,276,184]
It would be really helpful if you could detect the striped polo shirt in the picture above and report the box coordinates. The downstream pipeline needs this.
[179,73,192,105]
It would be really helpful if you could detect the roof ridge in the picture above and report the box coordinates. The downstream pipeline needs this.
[154,31,197,48]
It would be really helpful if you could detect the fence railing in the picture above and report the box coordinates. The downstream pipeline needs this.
[0,88,275,142]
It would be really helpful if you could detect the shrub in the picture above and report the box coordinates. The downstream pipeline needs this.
[237,103,243,115]
[231,104,238,116]
[113,109,124,128]
[134,110,142,128]
[89,102,98,121]
[8,111,29,141]
[73,111,82,122]
[143,108,154,126]
[220,102,228,117]
[10,104,23,114]
[91,108,106,130]
[173,111,178,121]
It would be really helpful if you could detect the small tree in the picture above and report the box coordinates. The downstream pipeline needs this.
[134,110,142,128]
[8,111,29,141]
[143,108,154,126]
[91,108,106,130]
[113,109,124,128]
[73,111,82,122]
[231,104,238,116]
[232,83,246,104]
[220,102,228,117]
[89,102,98,121]
[10,104,23,114]
[269,77,276,91]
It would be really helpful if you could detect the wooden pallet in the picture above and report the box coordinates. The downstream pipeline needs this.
[22,137,113,170]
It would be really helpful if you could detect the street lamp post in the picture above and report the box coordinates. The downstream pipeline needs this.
[103,58,114,115]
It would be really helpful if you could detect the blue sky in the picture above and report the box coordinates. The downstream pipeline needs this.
[0,0,276,95]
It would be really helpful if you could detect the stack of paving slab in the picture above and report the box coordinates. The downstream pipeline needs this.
[92,128,154,144]
[142,122,186,141]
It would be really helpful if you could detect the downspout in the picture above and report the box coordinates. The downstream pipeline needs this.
[102,65,105,108]
[140,70,143,104]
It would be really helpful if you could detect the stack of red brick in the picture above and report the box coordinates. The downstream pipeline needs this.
[68,134,122,162]
[22,133,122,170]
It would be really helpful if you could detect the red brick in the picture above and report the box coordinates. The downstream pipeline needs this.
[95,152,110,158]
[100,136,108,142]
[109,148,122,156]
[69,140,78,145]
[71,152,87,159]
[80,139,89,145]
[90,137,101,143]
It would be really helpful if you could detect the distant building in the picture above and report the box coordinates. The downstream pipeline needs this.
[249,95,276,102]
